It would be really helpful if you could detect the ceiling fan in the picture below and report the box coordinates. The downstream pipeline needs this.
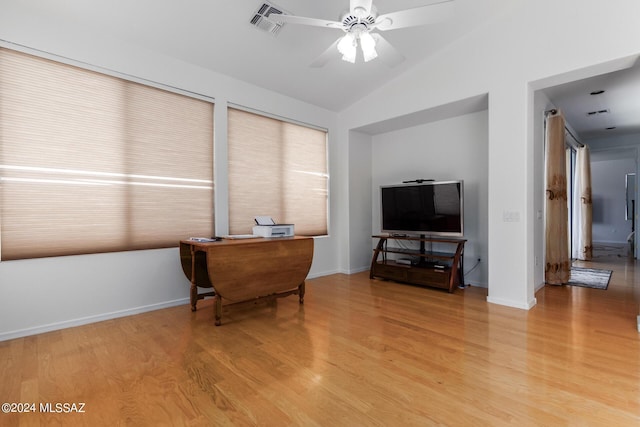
[273,0,455,67]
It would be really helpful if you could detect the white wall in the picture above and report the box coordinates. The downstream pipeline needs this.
[340,0,640,309]
[588,133,640,250]
[370,111,489,287]
[0,8,340,340]
[590,154,635,244]
[0,249,187,339]
[348,131,373,273]
[591,158,634,244]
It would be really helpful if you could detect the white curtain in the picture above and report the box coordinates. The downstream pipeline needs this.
[571,146,593,260]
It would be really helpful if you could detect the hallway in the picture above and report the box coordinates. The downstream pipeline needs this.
[536,244,640,333]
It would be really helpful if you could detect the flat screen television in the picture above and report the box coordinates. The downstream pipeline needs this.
[380,180,464,237]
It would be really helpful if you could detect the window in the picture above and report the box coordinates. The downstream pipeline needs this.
[0,48,214,260]
[227,107,328,235]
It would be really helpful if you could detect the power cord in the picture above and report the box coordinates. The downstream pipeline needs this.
[464,258,481,276]
[459,257,482,289]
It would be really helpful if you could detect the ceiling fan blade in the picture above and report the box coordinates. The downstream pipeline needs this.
[310,38,342,68]
[350,0,373,18]
[272,14,342,29]
[372,33,405,67]
[374,0,455,31]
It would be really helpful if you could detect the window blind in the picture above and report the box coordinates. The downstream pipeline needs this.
[0,48,214,260]
[227,107,328,236]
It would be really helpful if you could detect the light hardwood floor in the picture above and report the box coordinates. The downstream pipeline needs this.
[1,255,639,426]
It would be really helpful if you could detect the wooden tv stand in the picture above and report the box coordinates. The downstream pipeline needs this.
[370,235,466,293]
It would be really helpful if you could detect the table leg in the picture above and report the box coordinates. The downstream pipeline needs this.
[214,295,222,326]
[190,245,197,312]
[299,282,305,304]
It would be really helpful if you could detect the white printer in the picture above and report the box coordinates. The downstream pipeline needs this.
[252,216,295,237]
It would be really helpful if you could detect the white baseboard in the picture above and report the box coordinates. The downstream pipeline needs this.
[487,295,537,310]
[465,279,487,288]
[307,269,340,279]
[347,266,371,275]
[0,298,189,342]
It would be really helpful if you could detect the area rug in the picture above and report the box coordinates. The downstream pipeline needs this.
[567,267,612,290]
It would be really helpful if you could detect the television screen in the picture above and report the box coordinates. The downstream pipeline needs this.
[381,180,463,237]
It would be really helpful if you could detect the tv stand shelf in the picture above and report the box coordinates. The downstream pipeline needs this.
[370,235,466,293]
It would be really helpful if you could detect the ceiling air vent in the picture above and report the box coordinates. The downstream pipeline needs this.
[586,109,610,116]
[250,2,287,36]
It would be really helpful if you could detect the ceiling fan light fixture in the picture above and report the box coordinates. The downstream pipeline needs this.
[341,48,357,63]
[277,0,455,67]
[337,33,355,55]
[338,33,357,63]
[360,31,378,62]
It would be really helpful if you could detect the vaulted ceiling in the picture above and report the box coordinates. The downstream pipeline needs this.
[3,0,640,141]
[3,0,511,111]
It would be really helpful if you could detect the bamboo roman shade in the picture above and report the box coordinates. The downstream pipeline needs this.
[227,107,328,235]
[0,48,214,260]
